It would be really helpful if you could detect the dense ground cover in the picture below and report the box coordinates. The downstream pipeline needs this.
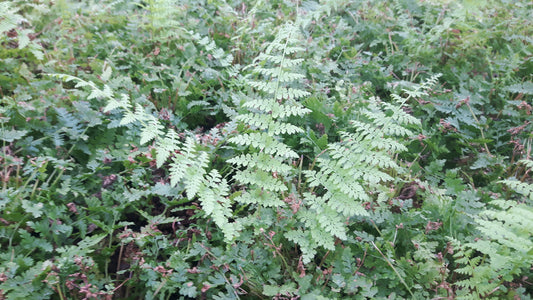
[1,0,532,298]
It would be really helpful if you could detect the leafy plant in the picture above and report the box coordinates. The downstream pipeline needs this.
[451,159,533,298]
[1,0,533,298]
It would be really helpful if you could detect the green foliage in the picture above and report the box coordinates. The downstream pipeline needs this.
[0,1,44,60]
[292,77,438,263]
[228,23,310,205]
[453,200,533,298]
[1,0,533,298]
[451,159,533,298]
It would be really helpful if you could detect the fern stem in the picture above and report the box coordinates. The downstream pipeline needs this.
[407,144,427,178]
[370,220,382,236]
[29,179,40,200]
[1,125,6,192]
[352,248,367,276]
[56,283,66,300]
[116,242,125,281]
[272,24,293,103]
[221,272,241,299]
[18,164,41,200]
[317,250,330,270]
[371,241,414,298]
[152,278,167,298]
[8,218,26,258]
[297,155,303,192]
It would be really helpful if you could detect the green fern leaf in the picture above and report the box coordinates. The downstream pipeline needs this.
[234,169,287,192]
[504,82,533,95]
[140,118,164,145]
[285,229,318,264]
[104,93,131,112]
[228,132,298,158]
[155,130,180,168]
[0,3,20,34]
[228,153,292,174]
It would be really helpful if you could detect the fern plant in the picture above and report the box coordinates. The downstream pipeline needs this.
[500,159,533,203]
[453,159,533,298]
[286,76,441,263]
[228,23,310,207]
[137,0,184,39]
[49,65,241,241]
[0,1,44,60]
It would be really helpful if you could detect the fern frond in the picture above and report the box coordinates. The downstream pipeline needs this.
[503,82,533,95]
[290,77,437,263]
[104,93,132,113]
[518,159,533,170]
[17,29,30,49]
[370,137,407,152]
[119,103,149,126]
[381,100,421,126]
[270,101,311,118]
[453,198,533,297]
[236,113,272,129]
[253,67,306,82]
[327,193,370,217]
[317,206,348,240]
[169,137,208,193]
[285,229,318,264]
[88,84,113,100]
[401,73,442,100]
[236,113,304,134]
[55,107,82,134]
[269,121,304,135]
[247,81,310,100]
[380,123,414,137]
[243,99,311,118]
[51,68,239,243]
[227,24,311,230]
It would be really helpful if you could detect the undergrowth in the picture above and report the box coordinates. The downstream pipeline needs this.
[1,0,532,299]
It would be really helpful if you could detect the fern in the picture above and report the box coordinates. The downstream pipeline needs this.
[198,170,242,239]
[452,170,533,298]
[0,2,44,60]
[228,133,298,158]
[504,82,533,95]
[291,77,437,263]
[139,0,183,38]
[154,130,180,168]
[50,67,239,242]
[499,159,533,202]
[229,23,310,207]
[0,2,20,35]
